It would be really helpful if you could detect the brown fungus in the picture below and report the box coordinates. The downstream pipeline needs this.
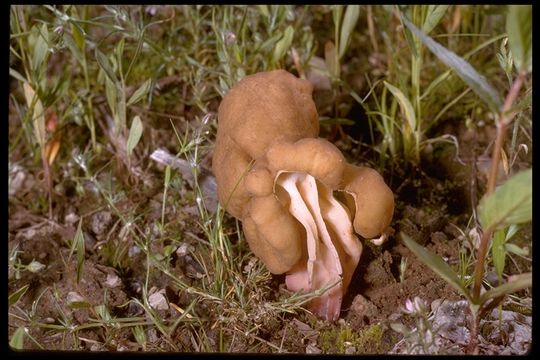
[212,70,395,320]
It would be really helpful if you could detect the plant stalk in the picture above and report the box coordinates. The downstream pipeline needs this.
[471,71,527,306]
[486,71,527,194]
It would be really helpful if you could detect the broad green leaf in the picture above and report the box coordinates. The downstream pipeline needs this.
[506,5,532,72]
[479,272,531,305]
[95,48,118,84]
[492,229,506,278]
[32,23,49,71]
[127,79,152,107]
[423,5,449,34]
[478,169,532,231]
[401,232,471,302]
[9,327,25,350]
[9,284,29,307]
[384,81,416,132]
[22,82,46,148]
[272,25,294,64]
[127,115,143,157]
[401,16,503,112]
[339,5,360,58]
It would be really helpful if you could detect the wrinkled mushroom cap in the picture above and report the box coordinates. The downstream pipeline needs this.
[212,70,319,218]
[341,164,395,238]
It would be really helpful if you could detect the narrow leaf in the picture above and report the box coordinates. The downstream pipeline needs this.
[506,5,532,72]
[9,68,27,83]
[63,33,84,66]
[401,232,471,302]
[401,15,503,112]
[478,169,532,231]
[127,115,143,157]
[339,5,360,59]
[32,23,49,71]
[491,229,506,278]
[95,48,118,84]
[324,41,339,79]
[479,272,531,305]
[505,243,529,256]
[9,327,26,350]
[105,77,117,116]
[72,219,85,283]
[423,5,449,34]
[22,83,46,148]
[127,79,152,107]
[9,284,30,307]
[71,22,86,52]
[272,25,294,64]
[384,81,416,132]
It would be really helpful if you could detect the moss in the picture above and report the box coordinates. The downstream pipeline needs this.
[318,323,394,354]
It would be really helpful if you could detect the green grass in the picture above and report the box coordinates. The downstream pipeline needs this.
[9,5,532,353]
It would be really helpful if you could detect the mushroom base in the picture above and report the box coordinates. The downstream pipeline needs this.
[275,171,362,321]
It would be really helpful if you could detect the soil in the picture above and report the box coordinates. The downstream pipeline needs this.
[8,51,532,354]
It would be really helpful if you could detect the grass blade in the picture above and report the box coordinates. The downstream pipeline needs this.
[9,284,30,307]
[401,232,471,302]
[72,219,85,284]
[478,169,532,231]
[338,5,360,58]
[383,81,416,132]
[423,5,449,34]
[401,15,503,112]
[506,5,532,72]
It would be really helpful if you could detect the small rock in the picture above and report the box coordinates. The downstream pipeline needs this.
[105,273,122,288]
[176,242,194,258]
[9,164,27,197]
[90,211,112,236]
[306,344,322,354]
[345,346,356,354]
[129,245,141,257]
[351,294,378,320]
[65,212,80,225]
[66,291,86,305]
[148,289,169,310]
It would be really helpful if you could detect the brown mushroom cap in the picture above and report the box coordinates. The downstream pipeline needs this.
[216,70,319,160]
[340,164,395,238]
[213,70,319,217]
[242,194,305,274]
[265,138,346,189]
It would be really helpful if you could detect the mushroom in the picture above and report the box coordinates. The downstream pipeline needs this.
[212,70,394,320]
